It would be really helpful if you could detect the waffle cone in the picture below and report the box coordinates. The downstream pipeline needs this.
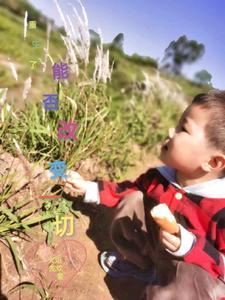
[150,203,179,234]
[153,217,179,234]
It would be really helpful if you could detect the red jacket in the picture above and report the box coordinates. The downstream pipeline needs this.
[92,166,225,283]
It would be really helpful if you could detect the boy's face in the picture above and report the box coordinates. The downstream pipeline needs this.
[159,104,215,174]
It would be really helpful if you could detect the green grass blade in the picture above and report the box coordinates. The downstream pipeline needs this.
[0,207,18,223]
[4,236,23,275]
[9,281,47,299]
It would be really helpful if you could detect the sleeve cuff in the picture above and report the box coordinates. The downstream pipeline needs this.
[83,181,100,204]
[165,224,197,257]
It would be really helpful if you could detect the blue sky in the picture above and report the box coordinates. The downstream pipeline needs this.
[30,0,225,89]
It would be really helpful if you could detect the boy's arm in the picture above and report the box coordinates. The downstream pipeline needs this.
[84,168,157,207]
[166,220,225,282]
[84,181,100,204]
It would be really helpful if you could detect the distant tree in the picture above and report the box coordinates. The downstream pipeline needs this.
[111,33,124,51]
[194,69,212,85]
[58,26,66,35]
[161,35,205,75]
[89,29,101,46]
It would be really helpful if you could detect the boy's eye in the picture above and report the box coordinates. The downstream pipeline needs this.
[181,126,187,132]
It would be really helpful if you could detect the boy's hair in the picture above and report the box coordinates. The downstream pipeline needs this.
[191,89,225,177]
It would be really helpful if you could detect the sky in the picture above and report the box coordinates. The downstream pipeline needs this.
[29,0,225,89]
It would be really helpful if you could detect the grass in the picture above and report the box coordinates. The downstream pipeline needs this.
[0,171,56,275]
[9,281,51,299]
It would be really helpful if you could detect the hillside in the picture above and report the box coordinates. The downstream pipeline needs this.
[0,2,211,111]
[0,5,65,109]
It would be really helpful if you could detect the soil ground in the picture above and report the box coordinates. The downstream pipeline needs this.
[0,149,163,300]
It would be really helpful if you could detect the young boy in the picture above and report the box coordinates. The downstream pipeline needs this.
[63,90,225,299]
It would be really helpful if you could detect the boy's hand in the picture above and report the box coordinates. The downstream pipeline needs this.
[62,170,88,197]
[159,226,181,252]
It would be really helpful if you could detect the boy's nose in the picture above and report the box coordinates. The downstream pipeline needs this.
[168,127,175,139]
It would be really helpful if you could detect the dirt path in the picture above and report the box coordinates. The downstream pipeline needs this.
[0,148,163,300]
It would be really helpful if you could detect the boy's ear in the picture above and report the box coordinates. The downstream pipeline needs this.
[202,155,225,172]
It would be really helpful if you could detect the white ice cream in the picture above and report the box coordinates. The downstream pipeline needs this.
[151,203,175,223]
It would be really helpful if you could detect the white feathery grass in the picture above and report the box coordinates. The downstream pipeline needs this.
[66,14,77,40]
[8,58,18,81]
[48,54,54,65]
[93,44,101,82]
[93,29,113,84]
[22,77,32,100]
[24,11,28,39]
[143,71,153,90]
[5,104,18,119]
[6,104,11,113]
[74,0,89,28]
[54,0,70,35]
[54,0,90,73]
[140,70,187,109]
[42,22,52,72]
[71,2,90,65]
[60,34,79,76]
[53,1,113,83]
[13,138,22,154]
[0,89,7,122]
[1,109,4,122]
[38,23,54,71]
[66,15,81,56]
[0,88,8,106]
[42,106,45,121]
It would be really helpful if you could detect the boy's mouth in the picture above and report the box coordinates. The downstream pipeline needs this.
[162,144,168,151]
